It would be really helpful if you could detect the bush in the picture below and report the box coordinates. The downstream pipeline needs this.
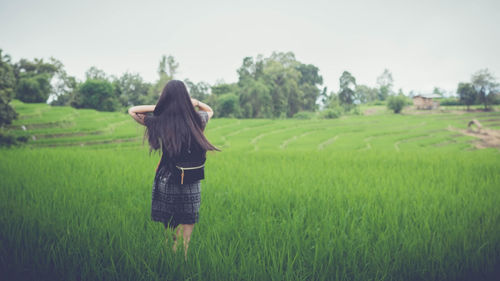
[72,79,118,111]
[320,108,341,119]
[15,74,52,103]
[0,133,28,147]
[216,93,240,118]
[439,98,461,106]
[0,100,18,127]
[345,106,361,115]
[293,111,315,119]
[387,95,409,113]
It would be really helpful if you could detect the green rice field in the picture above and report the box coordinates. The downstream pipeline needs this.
[1,100,499,281]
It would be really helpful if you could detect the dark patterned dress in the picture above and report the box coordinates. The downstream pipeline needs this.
[151,111,209,229]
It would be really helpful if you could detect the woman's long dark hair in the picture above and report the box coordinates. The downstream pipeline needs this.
[143,80,218,158]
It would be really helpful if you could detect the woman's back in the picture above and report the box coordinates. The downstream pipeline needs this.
[128,80,217,257]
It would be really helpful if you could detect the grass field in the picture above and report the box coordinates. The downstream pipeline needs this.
[1,100,499,281]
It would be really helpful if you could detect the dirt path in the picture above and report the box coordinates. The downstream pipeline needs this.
[363,108,378,115]
[447,124,500,150]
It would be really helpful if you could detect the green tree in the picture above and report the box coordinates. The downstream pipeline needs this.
[262,53,302,117]
[376,69,393,101]
[355,84,378,104]
[237,57,257,84]
[184,79,210,102]
[158,55,179,79]
[211,82,238,96]
[239,79,271,118]
[296,63,323,111]
[471,68,498,110]
[73,79,118,111]
[432,87,445,97]
[456,82,476,111]
[338,71,356,110]
[0,49,18,127]
[49,59,78,106]
[237,56,272,117]
[14,58,58,103]
[322,90,344,118]
[145,55,179,104]
[233,52,324,118]
[16,74,53,103]
[113,72,150,107]
[85,66,107,80]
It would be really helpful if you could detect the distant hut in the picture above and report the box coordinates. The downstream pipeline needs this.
[412,94,441,110]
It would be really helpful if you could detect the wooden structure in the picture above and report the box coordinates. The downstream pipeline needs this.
[412,94,440,110]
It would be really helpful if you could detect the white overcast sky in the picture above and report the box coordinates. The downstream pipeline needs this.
[1,0,499,95]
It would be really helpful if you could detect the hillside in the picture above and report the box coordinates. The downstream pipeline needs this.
[6,100,500,152]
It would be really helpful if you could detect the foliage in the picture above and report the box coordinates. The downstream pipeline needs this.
[13,58,59,103]
[7,49,500,121]
[438,97,461,106]
[387,95,408,113]
[355,84,378,104]
[471,68,499,110]
[346,106,362,115]
[143,55,179,105]
[372,100,386,106]
[456,82,477,110]
[491,93,500,105]
[184,79,210,102]
[158,55,178,79]
[211,82,238,96]
[15,74,52,103]
[234,52,323,118]
[432,87,445,97]
[292,111,316,119]
[338,71,356,110]
[320,107,342,119]
[0,49,18,127]
[49,70,78,106]
[72,79,118,111]
[113,72,151,107]
[0,132,28,147]
[376,69,393,101]
[296,64,323,111]
[238,79,271,118]
[215,93,240,118]
[85,66,108,81]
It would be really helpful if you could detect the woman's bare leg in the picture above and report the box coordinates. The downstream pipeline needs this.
[167,224,194,259]
[181,224,195,258]
[171,224,194,258]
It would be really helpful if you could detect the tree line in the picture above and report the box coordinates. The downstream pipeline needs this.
[1,48,499,131]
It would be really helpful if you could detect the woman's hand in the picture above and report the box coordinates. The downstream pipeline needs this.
[191,99,214,119]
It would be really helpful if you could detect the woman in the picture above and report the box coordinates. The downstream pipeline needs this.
[128,80,218,258]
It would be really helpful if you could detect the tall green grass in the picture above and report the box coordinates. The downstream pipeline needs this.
[1,101,500,280]
[1,147,499,280]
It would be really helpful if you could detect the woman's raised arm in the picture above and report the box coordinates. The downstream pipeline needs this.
[128,105,155,125]
[191,99,214,119]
